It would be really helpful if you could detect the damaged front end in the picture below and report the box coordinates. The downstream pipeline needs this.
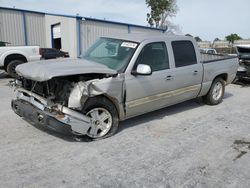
[236,45,250,79]
[11,73,125,136]
[12,89,91,135]
[237,60,250,79]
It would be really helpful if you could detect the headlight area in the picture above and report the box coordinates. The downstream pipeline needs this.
[12,88,92,136]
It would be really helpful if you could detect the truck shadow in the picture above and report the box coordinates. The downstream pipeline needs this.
[24,92,233,142]
[118,93,233,134]
[224,92,233,99]
[233,79,250,87]
[0,71,11,79]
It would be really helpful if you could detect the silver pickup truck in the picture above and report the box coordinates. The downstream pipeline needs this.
[11,35,238,140]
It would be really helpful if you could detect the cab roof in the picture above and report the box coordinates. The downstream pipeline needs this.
[102,34,193,43]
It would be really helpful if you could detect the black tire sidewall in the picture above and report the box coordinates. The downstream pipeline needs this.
[81,96,119,140]
[206,78,225,105]
[6,60,24,78]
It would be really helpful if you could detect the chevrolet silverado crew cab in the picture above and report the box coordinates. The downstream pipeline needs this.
[0,46,41,77]
[11,35,238,140]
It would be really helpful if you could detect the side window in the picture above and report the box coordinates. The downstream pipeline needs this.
[172,41,197,67]
[135,42,169,72]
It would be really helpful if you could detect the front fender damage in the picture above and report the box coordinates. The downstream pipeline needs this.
[68,75,125,119]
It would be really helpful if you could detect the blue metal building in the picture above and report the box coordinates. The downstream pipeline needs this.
[0,7,166,57]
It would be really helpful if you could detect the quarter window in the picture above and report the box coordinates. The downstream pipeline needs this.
[135,42,169,72]
[172,41,197,67]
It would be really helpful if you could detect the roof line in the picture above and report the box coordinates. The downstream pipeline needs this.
[83,17,166,31]
[0,6,45,15]
[0,6,166,31]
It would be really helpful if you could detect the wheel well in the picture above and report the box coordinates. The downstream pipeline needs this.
[100,95,121,119]
[214,73,228,83]
[84,95,121,119]
[4,54,27,69]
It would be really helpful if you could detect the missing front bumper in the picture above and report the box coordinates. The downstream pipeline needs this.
[11,89,92,136]
[12,99,73,135]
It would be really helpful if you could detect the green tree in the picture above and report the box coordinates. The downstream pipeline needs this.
[225,34,242,53]
[146,0,178,29]
[225,34,242,45]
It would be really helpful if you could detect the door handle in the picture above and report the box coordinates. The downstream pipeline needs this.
[193,70,198,75]
[165,75,174,81]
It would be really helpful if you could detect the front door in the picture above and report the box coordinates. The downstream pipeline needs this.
[125,42,174,118]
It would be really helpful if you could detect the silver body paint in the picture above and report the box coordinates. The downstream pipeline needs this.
[12,34,238,135]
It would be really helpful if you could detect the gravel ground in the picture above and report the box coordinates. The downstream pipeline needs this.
[0,73,250,188]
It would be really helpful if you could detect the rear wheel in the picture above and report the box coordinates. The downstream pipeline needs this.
[203,77,225,105]
[81,96,119,140]
[6,60,24,78]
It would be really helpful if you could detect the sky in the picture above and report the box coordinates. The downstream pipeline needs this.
[0,0,250,41]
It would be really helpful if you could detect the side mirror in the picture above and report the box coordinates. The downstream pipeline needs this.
[132,64,152,76]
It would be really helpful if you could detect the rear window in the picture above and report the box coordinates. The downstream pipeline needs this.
[172,41,197,67]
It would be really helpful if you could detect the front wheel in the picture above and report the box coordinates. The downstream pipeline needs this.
[81,96,119,140]
[203,78,225,105]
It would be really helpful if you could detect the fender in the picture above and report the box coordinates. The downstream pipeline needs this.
[0,50,28,67]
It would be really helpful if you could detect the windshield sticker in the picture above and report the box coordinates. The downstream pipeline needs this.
[121,42,137,49]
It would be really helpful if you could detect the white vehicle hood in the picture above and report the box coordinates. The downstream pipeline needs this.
[16,58,117,82]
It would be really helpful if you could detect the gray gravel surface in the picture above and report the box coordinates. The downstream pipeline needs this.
[0,76,250,188]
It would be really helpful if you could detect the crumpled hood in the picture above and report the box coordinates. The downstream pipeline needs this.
[16,58,117,82]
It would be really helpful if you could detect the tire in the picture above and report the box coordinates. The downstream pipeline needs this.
[6,60,24,78]
[203,77,225,105]
[80,96,119,140]
[4,65,7,72]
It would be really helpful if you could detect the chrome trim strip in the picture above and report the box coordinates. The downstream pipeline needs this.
[127,85,200,108]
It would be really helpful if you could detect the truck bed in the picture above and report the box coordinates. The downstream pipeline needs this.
[198,54,239,97]
[200,52,237,63]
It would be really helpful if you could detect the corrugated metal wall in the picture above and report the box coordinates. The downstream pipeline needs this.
[130,26,163,34]
[45,15,78,57]
[80,20,164,54]
[0,9,46,47]
[80,20,128,52]
[0,7,165,56]
[25,12,46,47]
[0,9,25,45]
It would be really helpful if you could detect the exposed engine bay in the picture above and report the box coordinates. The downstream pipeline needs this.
[12,70,125,119]
[11,72,125,137]
[17,74,119,107]
[19,74,109,107]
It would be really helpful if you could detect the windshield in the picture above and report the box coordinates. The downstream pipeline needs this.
[237,47,250,54]
[82,38,138,72]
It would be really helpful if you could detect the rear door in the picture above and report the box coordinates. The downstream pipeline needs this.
[167,40,203,103]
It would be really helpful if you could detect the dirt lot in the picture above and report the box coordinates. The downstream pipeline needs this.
[1,72,250,188]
